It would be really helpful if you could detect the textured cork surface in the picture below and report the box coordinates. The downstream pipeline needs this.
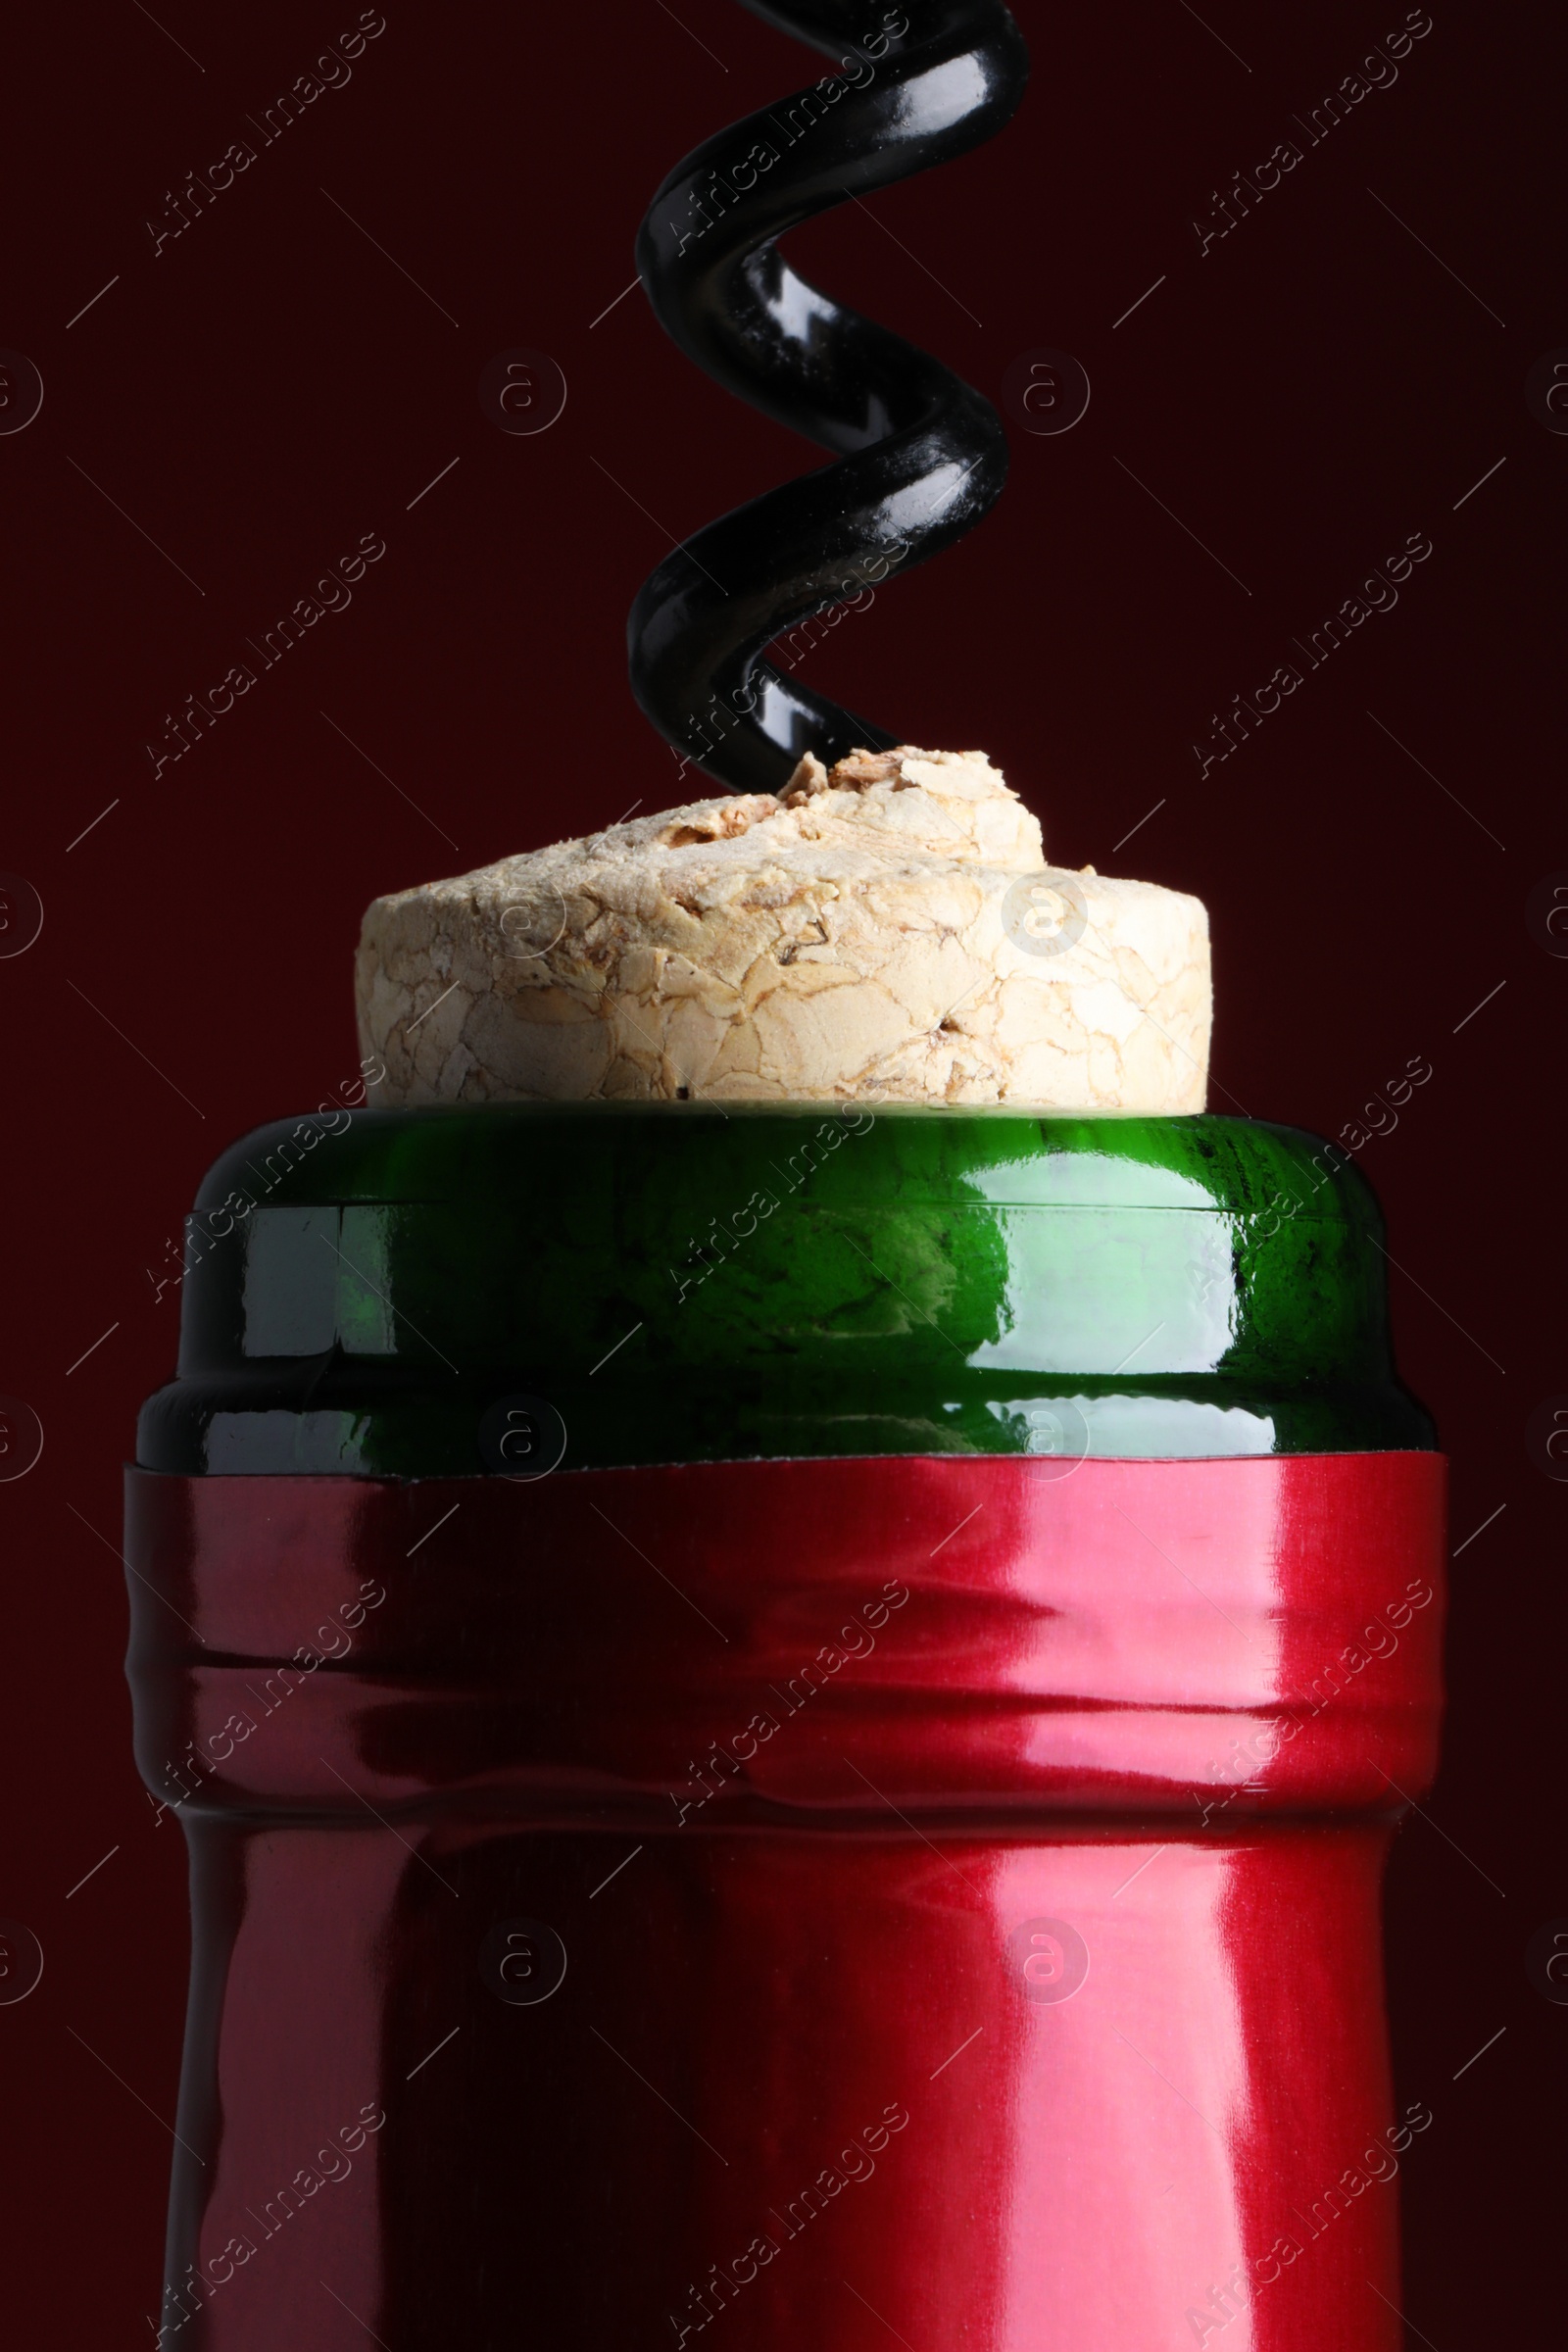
[355,748,1211,1108]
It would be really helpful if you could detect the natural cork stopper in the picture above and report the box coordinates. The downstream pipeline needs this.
[355,748,1211,1107]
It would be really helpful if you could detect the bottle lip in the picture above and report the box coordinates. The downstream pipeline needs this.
[149,1104,1423,1477]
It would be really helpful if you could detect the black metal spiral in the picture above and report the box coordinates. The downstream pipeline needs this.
[629,1,1029,794]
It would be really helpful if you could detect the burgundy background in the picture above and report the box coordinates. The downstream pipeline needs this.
[0,0,1560,2338]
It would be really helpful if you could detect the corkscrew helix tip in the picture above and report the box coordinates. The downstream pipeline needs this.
[629,1,1029,795]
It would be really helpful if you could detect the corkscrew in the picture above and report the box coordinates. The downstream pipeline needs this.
[629,1,1029,794]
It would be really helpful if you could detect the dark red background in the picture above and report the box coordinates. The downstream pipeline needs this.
[1,0,1560,2337]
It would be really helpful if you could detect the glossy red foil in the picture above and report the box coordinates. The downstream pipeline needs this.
[126,1452,1446,2352]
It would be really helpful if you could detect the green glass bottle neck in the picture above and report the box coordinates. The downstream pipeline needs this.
[137,1105,1436,1476]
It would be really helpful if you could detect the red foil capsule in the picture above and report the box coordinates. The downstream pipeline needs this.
[127,1449,1445,2351]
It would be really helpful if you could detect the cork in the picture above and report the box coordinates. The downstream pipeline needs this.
[355,748,1211,1109]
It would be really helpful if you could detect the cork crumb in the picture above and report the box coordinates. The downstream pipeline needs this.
[828,747,906,790]
[661,799,770,848]
[780,752,829,805]
[784,745,949,803]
